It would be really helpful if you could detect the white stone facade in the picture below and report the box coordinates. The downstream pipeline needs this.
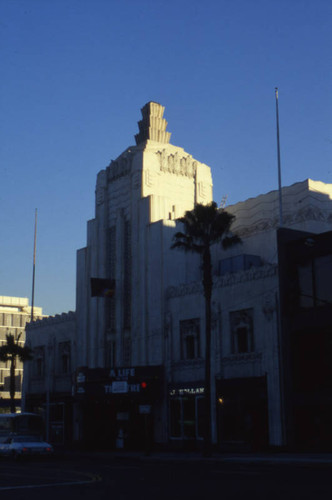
[76,102,213,372]
[75,102,332,448]
[165,179,332,448]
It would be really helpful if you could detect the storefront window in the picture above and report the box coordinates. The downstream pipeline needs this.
[183,397,195,438]
[196,396,204,439]
[169,389,204,440]
[170,398,181,438]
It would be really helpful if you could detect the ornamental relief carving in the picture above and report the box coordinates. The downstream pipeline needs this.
[262,292,276,321]
[221,352,262,365]
[198,182,208,199]
[233,206,331,238]
[234,218,278,238]
[214,264,278,288]
[107,155,132,182]
[167,281,203,299]
[171,359,204,370]
[156,149,197,178]
[145,169,155,187]
[166,264,278,299]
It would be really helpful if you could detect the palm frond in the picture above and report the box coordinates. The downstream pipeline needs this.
[172,202,241,252]
[0,333,33,362]
[222,234,242,250]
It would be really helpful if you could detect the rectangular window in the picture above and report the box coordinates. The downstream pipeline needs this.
[123,337,131,366]
[58,342,71,374]
[182,397,196,438]
[170,398,182,438]
[180,319,200,360]
[106,339,116,368]
[12,315,20,327]
[106,226,116,331]
[236,327,249,352]
[230,309,254,354]
[169,394,204,440]
[298,261,313,307]
[298,255,332,308]
[33,346,45,377]
[196,396,205,439]
[4,314,12,327]
[123,220,131,329]
[314,255,332,306]
[4,374,20,392]
[15,374,22,392]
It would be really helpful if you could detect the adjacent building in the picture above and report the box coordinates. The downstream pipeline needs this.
[24,311,75,444]
[0,296,43,411]
[278,227,332,450]
[23,103,332,451]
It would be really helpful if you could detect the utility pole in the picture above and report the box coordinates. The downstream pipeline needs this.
[275,88,283,226]
[31,209,37,322]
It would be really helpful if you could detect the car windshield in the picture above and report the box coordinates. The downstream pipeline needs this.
[12,436,43,443]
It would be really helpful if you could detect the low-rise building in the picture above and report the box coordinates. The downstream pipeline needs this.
[24,311,75,444]
[0,296,43,411]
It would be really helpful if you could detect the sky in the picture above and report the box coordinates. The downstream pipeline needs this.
[1,0,331,316]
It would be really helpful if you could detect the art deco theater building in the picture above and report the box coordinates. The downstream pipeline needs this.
[25,103,332,451]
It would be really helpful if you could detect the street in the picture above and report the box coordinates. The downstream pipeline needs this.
[0,453,331,499]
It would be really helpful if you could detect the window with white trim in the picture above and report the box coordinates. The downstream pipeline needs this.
[230,308,254,354]
[180,319,200,360]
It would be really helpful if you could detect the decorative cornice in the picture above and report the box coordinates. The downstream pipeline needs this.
[166,264,278,299]
[171,359,204,370]
[167,281,202,299]
[106,151,132,182]
[221,352,262,365]
[213,264,278,289]
[231,205,332,239]
[26,311,76,329]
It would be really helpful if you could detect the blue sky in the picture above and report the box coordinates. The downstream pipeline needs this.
[1,0,331,316]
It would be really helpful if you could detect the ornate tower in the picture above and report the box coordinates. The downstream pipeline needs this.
[76,102,213,369]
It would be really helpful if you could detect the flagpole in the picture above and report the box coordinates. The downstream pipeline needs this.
[275,88,283,226]
[31,209,37,322]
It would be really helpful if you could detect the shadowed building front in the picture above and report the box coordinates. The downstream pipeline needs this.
[73,102,213,448]
[23,103,332,452]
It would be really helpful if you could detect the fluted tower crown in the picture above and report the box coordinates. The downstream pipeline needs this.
[135,101,171,145]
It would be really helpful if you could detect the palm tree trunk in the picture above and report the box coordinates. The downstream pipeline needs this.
[203,248,212,456]
[10,355,16,413]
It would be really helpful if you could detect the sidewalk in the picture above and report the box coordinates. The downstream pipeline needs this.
[80,449,332,466]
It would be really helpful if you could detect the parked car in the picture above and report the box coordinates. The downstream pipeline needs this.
[0,435,53,459]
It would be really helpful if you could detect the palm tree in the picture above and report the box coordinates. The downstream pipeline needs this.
[171,201,241,455]
[0,333,33,413]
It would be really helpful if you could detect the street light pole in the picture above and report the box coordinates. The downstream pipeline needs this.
[31,209,37,322]
[275,88,283,227]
